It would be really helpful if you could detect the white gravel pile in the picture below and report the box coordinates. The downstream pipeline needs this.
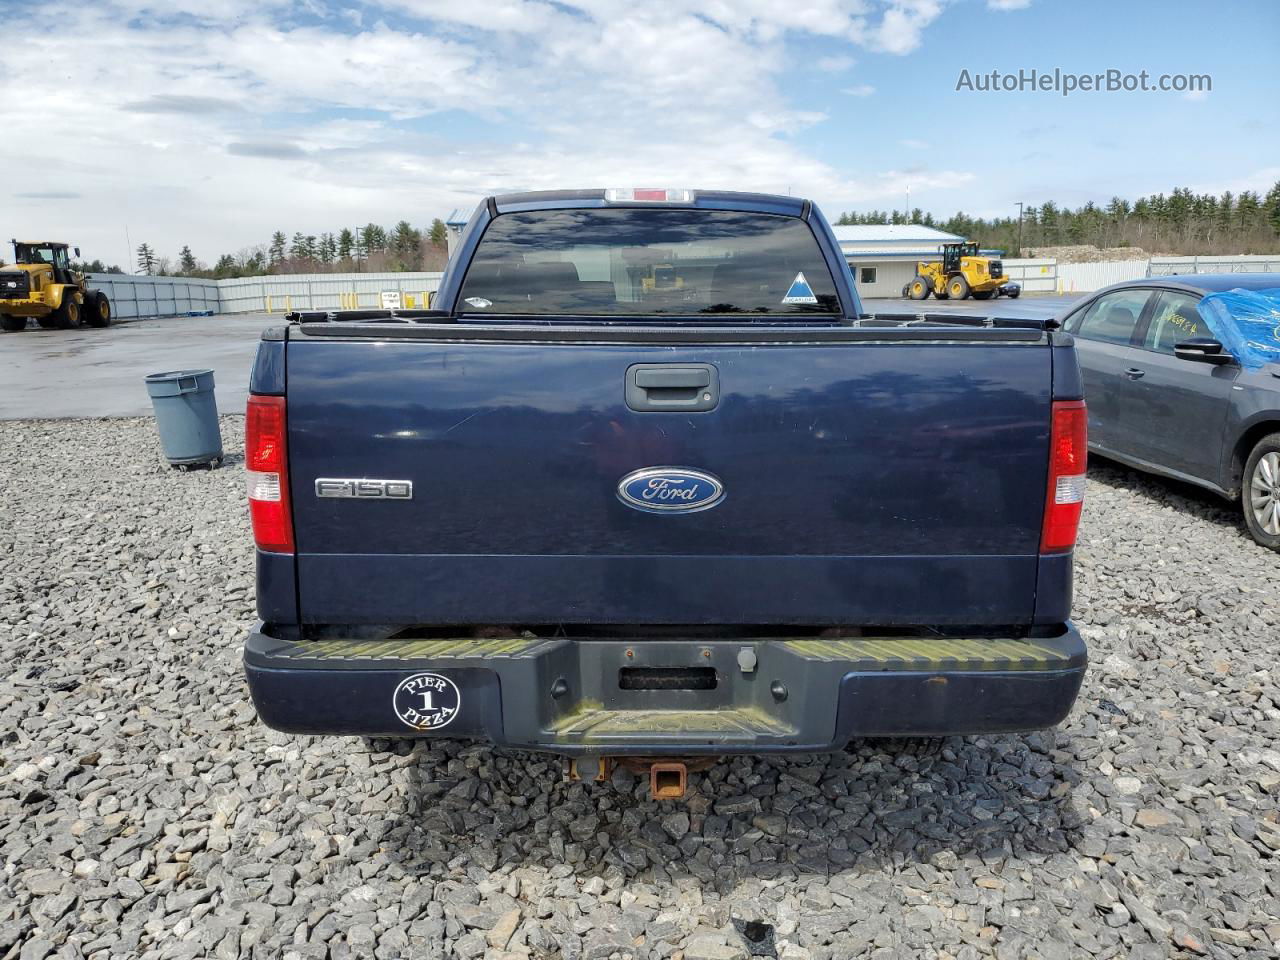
[1,417,1278,960]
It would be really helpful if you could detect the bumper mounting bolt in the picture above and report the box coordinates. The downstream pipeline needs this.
[550,677,569,699]
[770,680,788,702]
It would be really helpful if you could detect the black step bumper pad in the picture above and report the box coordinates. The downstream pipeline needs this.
[243,627,1086,755]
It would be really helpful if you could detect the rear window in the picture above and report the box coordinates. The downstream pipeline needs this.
[457,208,841,316]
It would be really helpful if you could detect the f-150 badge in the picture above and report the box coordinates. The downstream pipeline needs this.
[617,467,724,514]
[315,478,412,499]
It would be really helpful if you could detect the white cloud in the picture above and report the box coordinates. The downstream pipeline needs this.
[1183,89,1210,102]
[865,0,946,54]
[0,0,980,263]
[816,55,855,72]
[987,0,1031,9]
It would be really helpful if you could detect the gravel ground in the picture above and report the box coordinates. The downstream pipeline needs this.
[2,417,1279,960]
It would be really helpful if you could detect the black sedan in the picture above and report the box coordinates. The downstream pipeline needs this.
[1060,273,1280,550]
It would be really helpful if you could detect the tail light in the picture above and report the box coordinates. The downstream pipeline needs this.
[246,394,294,553]
[1041,399,1087,553]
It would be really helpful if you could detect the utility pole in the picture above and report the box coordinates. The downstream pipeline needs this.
[1016,202,1024,257]
[354,227,363,273]
[905,185,910,221]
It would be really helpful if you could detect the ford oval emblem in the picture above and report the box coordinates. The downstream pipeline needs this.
[617,467,724,514]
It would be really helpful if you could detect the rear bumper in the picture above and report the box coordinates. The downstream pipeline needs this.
[243,624,1086,755]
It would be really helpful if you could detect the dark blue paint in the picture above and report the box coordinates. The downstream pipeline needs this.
[1032,551,1072,624]
[284,338,1055,625]
[249,338,286,396]
[256,549,297,624]
[806,203,864,319]
[296,553,1039,625]
[1050,333,1084,400]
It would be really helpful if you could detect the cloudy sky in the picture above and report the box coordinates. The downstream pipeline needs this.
[2,0,1277,268]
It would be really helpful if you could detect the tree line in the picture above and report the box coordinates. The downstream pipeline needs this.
[834,180,1280,256]
[126,218,451,279]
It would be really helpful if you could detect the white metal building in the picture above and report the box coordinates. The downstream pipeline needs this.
[831,224,970,298]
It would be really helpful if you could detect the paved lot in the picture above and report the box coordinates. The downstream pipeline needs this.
[0,315,281,420]
[2,412,1278,959]
[0,296,1084,420]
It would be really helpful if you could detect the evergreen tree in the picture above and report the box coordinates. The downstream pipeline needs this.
[1265,182,1280,235]
[362,223,387,253]
[337,228,354,260]
[1237,191,1261,230]
[429,218,448,246]
[178,245,198,274]
[392,220,419,257]
[136,243,156,276]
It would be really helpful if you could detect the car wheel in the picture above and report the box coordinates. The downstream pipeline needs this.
[947,275,970,299]
[1243,434,1280,551]
[908,277,930,300]
[1008,288,1021,299]
[0,314,26,332]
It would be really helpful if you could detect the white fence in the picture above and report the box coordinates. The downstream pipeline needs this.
[1000,258,1058,293]
[82,271,444,318]
[1054,260,1149,293]
[219,272,445,314]
[1048,255,1280,293]
[1006,254,1280,296]
[1147,255,1280,276]
[85,274,220,319]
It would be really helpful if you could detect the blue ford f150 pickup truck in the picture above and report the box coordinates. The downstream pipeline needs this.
[243,188,1088,783]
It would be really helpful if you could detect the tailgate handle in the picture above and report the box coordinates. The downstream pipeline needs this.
[626,363,719,412]
[635,368,710,389]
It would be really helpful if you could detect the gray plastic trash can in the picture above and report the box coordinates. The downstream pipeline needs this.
[144,369,223,469]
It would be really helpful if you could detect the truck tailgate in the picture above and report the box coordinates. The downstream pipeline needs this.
[285,327,1052,626]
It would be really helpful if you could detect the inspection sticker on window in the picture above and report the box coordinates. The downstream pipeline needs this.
[782,272,818,304]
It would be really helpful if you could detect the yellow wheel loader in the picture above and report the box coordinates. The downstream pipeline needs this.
[0,240,111,332]
[905,242,1007,301]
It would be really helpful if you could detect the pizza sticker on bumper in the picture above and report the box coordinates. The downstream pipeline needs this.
[393,673,461,730]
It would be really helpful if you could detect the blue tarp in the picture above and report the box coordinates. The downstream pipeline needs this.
[1197,288,1280,371]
